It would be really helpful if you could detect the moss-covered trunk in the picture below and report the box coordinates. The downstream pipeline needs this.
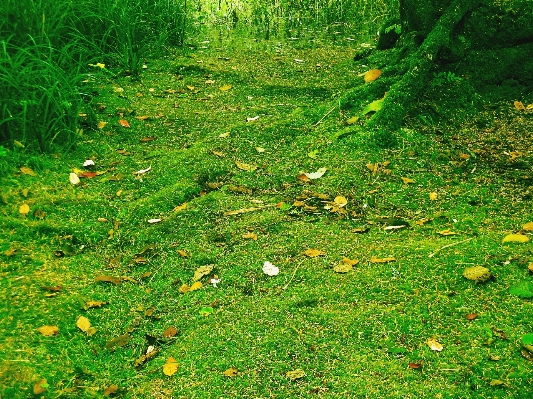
[367,0,475,133]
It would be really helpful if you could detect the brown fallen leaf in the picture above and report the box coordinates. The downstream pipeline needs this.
[163,326,178,338]
[118,119,130,128]
[103,384,118,397]
[466,313,478,321]
[408,362,422,369]
[95,275,123,284]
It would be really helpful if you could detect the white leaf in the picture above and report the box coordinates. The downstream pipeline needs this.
[304,167,327,180]
[147,218,162,224]
[246,116,260,122]
[83,159,95,167]
[262,261,279,276]
[135,166,152,175]
[69,173,80,185]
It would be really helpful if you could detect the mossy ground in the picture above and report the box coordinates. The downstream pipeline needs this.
[1,37,533,398]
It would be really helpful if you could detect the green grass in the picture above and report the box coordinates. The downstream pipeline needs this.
[1,37,533,399]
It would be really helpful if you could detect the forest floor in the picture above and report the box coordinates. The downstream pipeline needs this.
[1,37,533,398]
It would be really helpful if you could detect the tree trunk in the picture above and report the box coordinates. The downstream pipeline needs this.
[367,0,474,133]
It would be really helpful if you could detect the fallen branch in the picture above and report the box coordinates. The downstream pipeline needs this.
[428,237,474,258]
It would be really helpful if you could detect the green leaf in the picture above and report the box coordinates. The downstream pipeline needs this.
[509,282,533,299]
[199,306,214,316]
[522,333,533,345]
[362,98,384,115]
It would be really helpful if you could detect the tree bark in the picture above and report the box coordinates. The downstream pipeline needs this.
[366,0,475,134]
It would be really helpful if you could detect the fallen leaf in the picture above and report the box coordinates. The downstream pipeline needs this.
[528,263,533,274]
[20,166,37,176]
[370,256,396,263]
[97,121,108,129]
[76,316,91,332]
[163,326,178,338]
[199,306,214,316]
[189,281,202,291]
[219,84,233,91]
[193,265,214,282]
[118,119,130,128]
[463,266,492,283]
[69,173,80,185]
[401,177,415,184]
[256,147,265,153]
[134,166,152,175]
[186,85,195,91]
[286,369,306,380]
[466,313,478,321]
[346,116,359,124]
[333,258,359,273]
[303,249,326,257]
[235,161,257,171]
[297,174,311,182]
[103,384,118,396]
[177,249,188,257]
[19,203,30,216]
[364,69,382,82]
[523,222,533,231]
[304,167,327,180]
[105,334,130,350]
[246,116,260,122]
[262,261,279,276]
[140,136,155,142]
[37,326,59,336]
[95,275,123,284]
[218,132,230,138]
[437,229,457,236]
[147,218,162,224]
[33,379,47,394]
[135,348,158,368]
[84,300,108,309]
[224,367,238,377]
[490,380,505,387]
[514,101,525,111]
[242,232,258,240]
[179,284,190,293]
[502,234,529,243]
[429,192,438,200]
[426,337,443,351]
[163,357,179,376]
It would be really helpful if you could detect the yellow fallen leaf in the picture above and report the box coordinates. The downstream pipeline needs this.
[426,337,443,351]
[334,196,348,207]
[19,203,30,216]
[286,369,306,380]
[173,203,187,212]
[69,172,80,185]
[438,229,457,236]
[429,192,438,201]
[370,256,396,263]
[242,232,258,240]
[514,101,525,111]
[522,222,533,231]
[219,84,233,91]
[235,161,257,171]
[33,379,47,395]
[20,166,37,176]
[502,234,529,243]
[163,357,179,376]
[401,177,415,184]
[189,281,202,292]
[303,249,326,257]
[76,316,91,332]
[463,266,492,283]
[333,258,359,273]
[364,69,382,82]
[346,116,359,124]
[37,325,59,336]
[179,284,190,293]
[224,367,238,377]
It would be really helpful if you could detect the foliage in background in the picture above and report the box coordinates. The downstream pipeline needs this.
[194,0,399,41]
[0,0,187,152]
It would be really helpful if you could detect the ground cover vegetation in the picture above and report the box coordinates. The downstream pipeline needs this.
[1,0,533,398]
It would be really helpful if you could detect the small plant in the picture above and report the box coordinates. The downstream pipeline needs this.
[432,71,463,86]
[384,23,402,35]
